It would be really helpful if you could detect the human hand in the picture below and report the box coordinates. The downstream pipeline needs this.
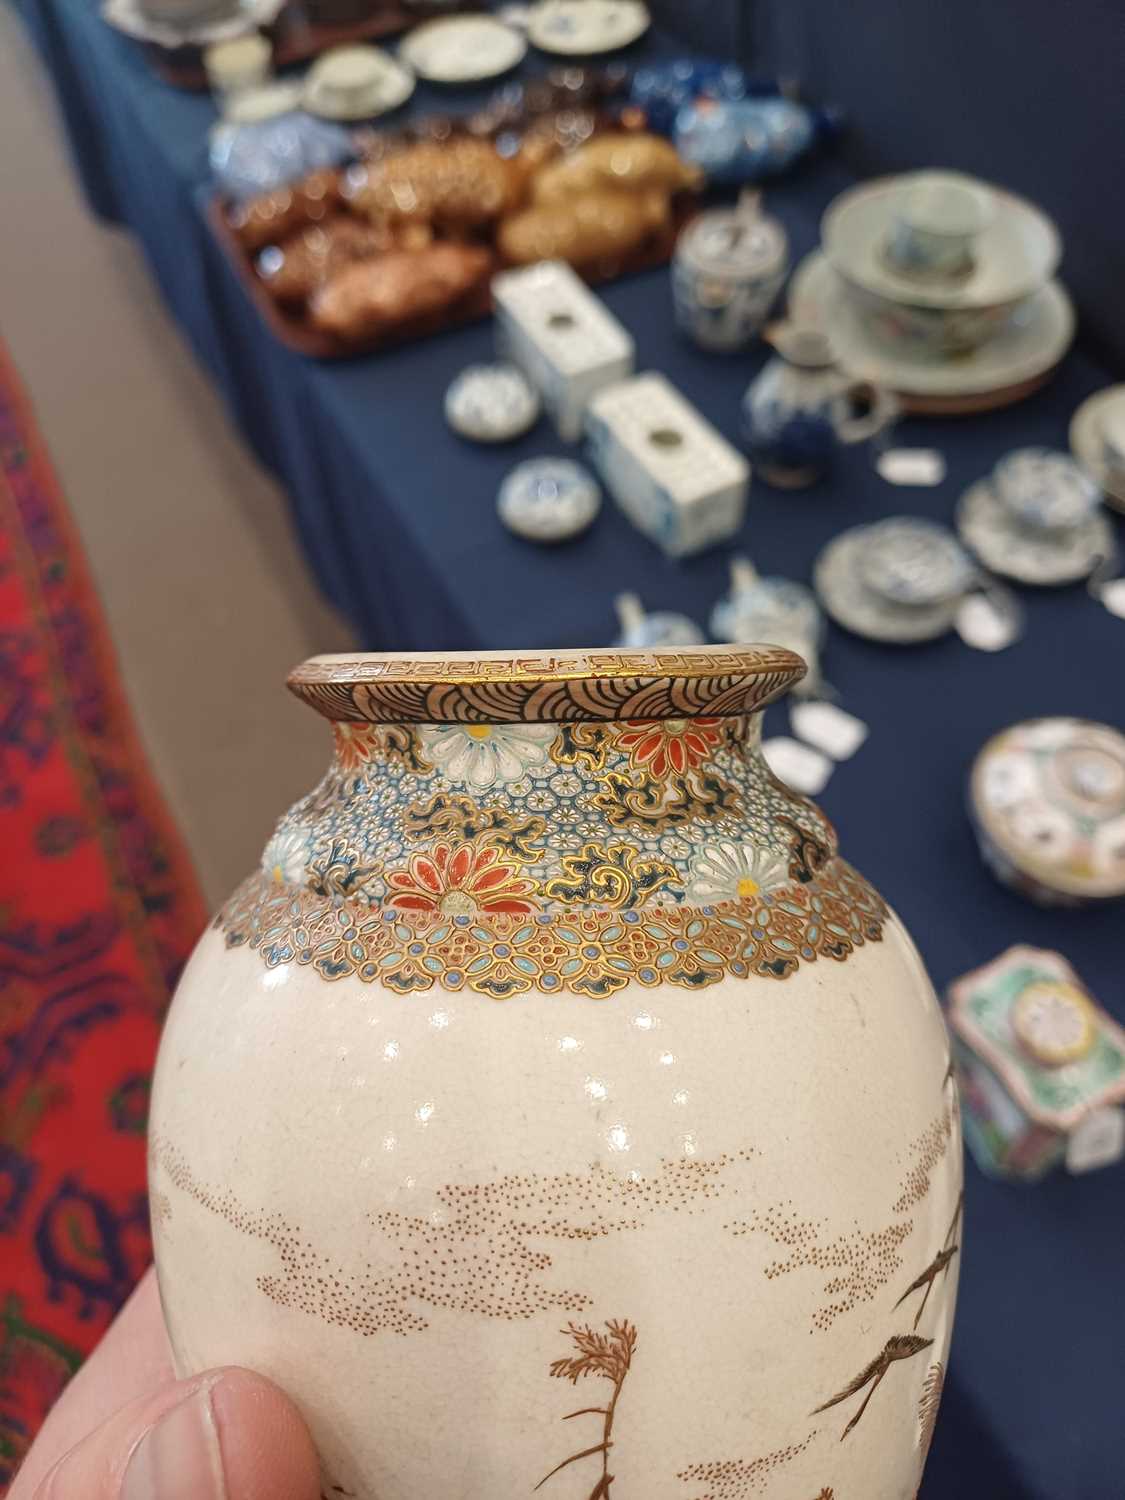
[9,1267,320,1500]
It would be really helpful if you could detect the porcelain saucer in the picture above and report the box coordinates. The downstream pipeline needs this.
[956,480,1115,586]
[302,47,415,121]
[1070,385,1125,516]
[814,523,965,643]
[446,364,540,444]
[399,15,526,82]
[102,0,282,47]
[497,458,601,543]
[527,0,650,55]
[789,252,1075,414]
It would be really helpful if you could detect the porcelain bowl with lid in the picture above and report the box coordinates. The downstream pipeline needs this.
[822,172,1061,358]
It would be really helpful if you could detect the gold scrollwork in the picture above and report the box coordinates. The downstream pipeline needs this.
[402,792,547,861]
[549,722,613,774]
[593,770,744,831]
[542,843,679,910]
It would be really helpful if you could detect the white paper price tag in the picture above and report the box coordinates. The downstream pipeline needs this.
[790,700,869,761]
[761,736,833,796]
[1066,1106,1125,1174]
[1098,577,1125,619]
[876,448,947,487]
[955,594,1019,652]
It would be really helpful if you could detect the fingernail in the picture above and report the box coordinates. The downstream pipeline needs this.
[122,1382,226,1500]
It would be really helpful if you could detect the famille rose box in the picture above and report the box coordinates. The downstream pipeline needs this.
[585,371,750,558]
[948,945,1125,1181]
[491,260,635,441]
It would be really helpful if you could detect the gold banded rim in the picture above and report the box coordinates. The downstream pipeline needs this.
[288,646,807,724]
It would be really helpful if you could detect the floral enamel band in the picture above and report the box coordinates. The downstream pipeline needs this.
[287,647,807,724]
[218,857,886,999]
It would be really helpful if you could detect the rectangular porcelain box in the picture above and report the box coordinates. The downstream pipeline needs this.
[947,945,1125,1181]
[585,372,750,558]
[491,261,635,442]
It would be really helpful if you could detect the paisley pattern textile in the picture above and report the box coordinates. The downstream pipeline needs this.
[0,344,207,1488]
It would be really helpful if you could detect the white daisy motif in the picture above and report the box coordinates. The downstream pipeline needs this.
[419,724,557,791]
[262,825,312,886]
[686,840,790,905]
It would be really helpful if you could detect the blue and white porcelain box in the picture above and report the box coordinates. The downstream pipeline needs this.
[586,372,750,557]
[491,260,635,442]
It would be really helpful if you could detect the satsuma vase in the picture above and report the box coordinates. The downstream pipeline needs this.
[150,646,961,1500]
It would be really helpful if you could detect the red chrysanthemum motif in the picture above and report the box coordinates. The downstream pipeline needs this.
[385,841,539,916]
[615,718,723,780]
[332,722,379,773]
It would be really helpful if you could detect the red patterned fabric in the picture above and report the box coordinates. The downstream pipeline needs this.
[0,341,208,1490]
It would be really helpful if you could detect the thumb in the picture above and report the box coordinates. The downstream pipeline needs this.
[31,1367,320,1500]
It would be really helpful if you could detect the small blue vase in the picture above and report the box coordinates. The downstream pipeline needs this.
[742,324,897,488]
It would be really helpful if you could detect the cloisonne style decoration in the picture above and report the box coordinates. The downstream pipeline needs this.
[150,647,961,1500]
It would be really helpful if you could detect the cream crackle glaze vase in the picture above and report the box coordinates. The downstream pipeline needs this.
[149,647,961,1500]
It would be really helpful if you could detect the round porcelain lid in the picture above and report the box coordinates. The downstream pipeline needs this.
[992,446,1102,531]
[859,518,976,607]
[676,203,787,279]
[1012,981,1098,1066]
[822,173,1061,310]
[970,717,1125,900]
[446,363,540,444]
[496,457,600,541]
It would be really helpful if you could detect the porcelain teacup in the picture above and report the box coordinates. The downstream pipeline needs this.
[309,49,386,114]
[885,171,994,282]
[993,447,1101,533]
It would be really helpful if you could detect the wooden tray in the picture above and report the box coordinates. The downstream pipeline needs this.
[147,0,471,90]
[895,368,1058,416]
[206,98,698,359]
[207,194,690,359]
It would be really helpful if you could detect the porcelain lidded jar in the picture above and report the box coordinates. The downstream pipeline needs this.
[672,190,789,352]
[150,647,961,1500]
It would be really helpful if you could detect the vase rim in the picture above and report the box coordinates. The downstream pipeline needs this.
[287,646,807,724]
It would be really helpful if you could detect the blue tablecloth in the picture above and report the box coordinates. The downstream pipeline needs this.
[14,1,1125,1494]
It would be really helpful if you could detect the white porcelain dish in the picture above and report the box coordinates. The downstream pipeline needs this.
[527,0,649,55]
[399,14,527,82]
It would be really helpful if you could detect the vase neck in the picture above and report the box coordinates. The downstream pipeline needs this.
[260,712,838,918]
